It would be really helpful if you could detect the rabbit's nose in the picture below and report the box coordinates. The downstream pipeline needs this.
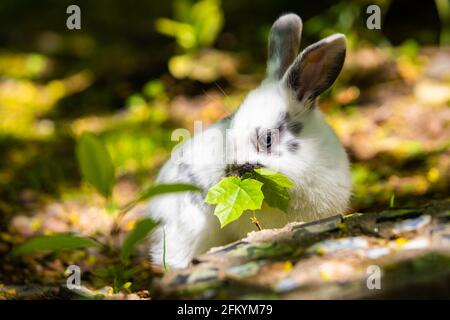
[226,162,261,176]
[242,162,257,171]
[239,162,262,175]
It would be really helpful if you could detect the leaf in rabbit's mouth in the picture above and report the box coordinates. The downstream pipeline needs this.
[205,176,264,228]
[205,168,294,228]
[249,168,294,213]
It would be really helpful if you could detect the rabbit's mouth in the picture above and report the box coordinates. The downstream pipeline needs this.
[225,163,263,177]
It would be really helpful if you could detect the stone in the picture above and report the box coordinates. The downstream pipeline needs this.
[155,200,450,299]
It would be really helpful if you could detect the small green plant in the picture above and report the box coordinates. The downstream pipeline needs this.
[76,132,200,222]
[11,234,102,257]
[155,0,223,53]
[205,168,294,228]
[11,132,201,293]
[155,0,233,82]
[390,194,396,208]
[76,132,115,201]
[120,218,160,264]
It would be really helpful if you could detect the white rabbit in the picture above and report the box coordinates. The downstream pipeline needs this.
[148,13,352,268]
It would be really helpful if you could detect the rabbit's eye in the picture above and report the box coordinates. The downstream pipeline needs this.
[265,134,272,146]
[258,131,274,152]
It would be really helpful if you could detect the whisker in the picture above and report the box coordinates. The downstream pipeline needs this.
[214,82,228,98]
[202,88,219,104]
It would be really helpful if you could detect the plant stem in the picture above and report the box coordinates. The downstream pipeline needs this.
[110,198,138,236]
[250,211,262,231]
[162,228,169,273]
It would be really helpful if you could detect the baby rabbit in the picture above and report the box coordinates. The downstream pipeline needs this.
[148,13,352,268]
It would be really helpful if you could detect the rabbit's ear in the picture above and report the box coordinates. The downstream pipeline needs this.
[283,34,346,102]
[266,13,302,81]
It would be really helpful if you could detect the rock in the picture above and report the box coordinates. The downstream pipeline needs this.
[155,200,450,299]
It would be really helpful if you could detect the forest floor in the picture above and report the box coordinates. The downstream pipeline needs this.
[0,47,449,299]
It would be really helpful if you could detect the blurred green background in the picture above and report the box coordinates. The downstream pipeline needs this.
[0,0,449,288]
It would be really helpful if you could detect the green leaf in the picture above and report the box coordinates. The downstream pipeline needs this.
[120,218,159,263]
[191,0,224,47]
[252,168,294,212]
[143,80,165,99]
[155,18,196,50]
[205,177,264,228]
[390,194,395,208]
[260,180,291,212]
[118,183,201,219]
[122,282,132,290]
[76,133,115,199]
[11,234,101,257]
[137,183,201,203]
[253,168,294,189]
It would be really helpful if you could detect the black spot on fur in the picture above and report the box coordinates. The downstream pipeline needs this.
[179,163,200,186]
[287,140,300,153]
[284,113,303,135]
[178,163,207,209]
[287,121,303,135]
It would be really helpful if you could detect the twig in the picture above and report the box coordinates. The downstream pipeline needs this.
[250,211,262,231]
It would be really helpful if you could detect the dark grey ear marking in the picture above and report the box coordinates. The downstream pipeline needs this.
[284,34,346,102]
[283,113,303,135]
[266,13,302,81]
[287,140,300,153]
[287,121,303,135]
